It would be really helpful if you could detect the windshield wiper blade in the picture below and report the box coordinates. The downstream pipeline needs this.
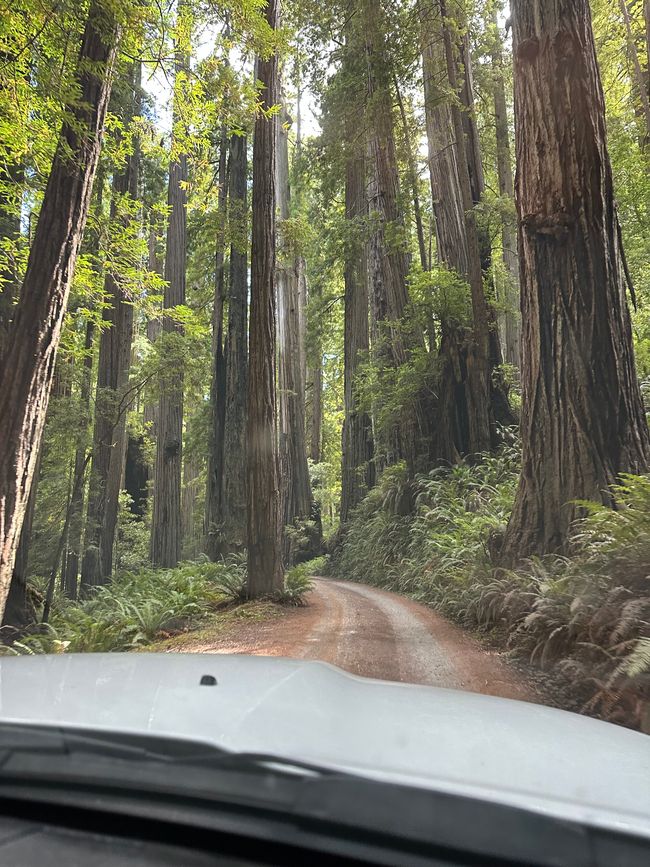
[193,751,342,778]
[0,723,342,780]
[0,723,229,765]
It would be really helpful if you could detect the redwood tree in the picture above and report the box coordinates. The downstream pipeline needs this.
[246,0,283,597]
[0,2,120,620]
[277,106,313,538]
[220,133,249,554]
[340,154,375,523]
[502,0,650,560]
[150,33,188,569]
[82,72,140,588]
[204,130,229,560]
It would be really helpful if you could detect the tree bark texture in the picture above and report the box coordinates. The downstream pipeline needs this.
[150,68,188,568]
[204,132,229,560]
[491,9,521,369]
[62,318,95,597]
[308,354,322,464]
[143,218,162,442]
[277,109,313,538]
[502,0,650,560]
[420,0,489,459]
[82,157,137,588]
[2,446,42,630]
[394,77,428,271]
[0,163,22,354]
[246,0,283,597]
[220,133,249,554]
[341,155,375,524]
[362,0,427,471]
[0,2,120,620]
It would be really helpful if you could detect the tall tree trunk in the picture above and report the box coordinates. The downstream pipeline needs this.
[181,450,201,559]
[82,68,140,588]
[440,1,492,456]
[220,133,249,554]
[308,351,322,464]
[0,2,120,620]
[150,42,188,569]
[420,0,513,461]
[619,0,650,142]
[62,318,95,597]
[2,447,42,630]
[0,163,22,354]
[143,216,162,471]
[341,154,375,524]
[393,77,428,271]
[420,0,485,460]
[502,0,650,561]
[453,3,515,432]
[491,7,520,369]
[362,0,426,471]
[246,0,283,597]
[277,107,312,540]
[645,0,650,81]
[205,131,229,559]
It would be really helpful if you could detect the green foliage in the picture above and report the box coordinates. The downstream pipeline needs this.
[208,555,247,601]
[332,451,650,729]
[408,264,472,328]
[1,561,245,655]
[114,492,151,573]
[279,557,322,605]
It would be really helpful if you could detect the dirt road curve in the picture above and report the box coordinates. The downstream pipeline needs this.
[185,578,533,702]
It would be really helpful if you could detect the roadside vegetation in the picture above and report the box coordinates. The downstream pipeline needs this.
[0,558,316,656]
[330,445,650,732]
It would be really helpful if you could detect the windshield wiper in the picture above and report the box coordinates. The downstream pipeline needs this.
[0,722,340,780]
[0,723,228,765]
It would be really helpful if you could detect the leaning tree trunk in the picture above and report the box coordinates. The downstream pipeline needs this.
[246,0,283,598]
[0,2,120,621]
[340,154,375,524]
[150,46,188,569]
[2,446,42,630]
[501,0,650,561]
[220,133,249,554]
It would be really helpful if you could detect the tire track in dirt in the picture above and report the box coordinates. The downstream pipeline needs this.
[176,577,532,702]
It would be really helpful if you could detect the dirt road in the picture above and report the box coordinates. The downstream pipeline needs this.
[179,578,533,702]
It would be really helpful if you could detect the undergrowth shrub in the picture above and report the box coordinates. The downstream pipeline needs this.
[332,451,650,731]
[279,557,324,605]
[1,560,246,655]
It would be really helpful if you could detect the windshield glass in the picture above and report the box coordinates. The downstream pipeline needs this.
[0,0,648,814]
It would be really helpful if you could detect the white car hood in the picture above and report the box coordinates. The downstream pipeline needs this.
[0,653,648,838]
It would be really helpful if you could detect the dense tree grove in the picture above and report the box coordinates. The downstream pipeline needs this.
[0,0,649,718]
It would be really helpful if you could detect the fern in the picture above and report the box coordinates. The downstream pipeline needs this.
[622,638,650,678]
